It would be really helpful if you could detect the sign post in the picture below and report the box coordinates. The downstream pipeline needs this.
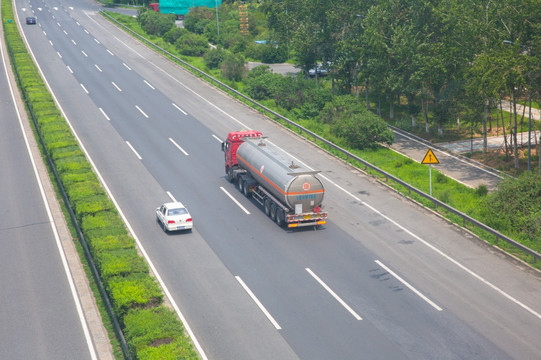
[421,148,440,196]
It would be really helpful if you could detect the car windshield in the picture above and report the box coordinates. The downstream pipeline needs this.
[168,208,188,216]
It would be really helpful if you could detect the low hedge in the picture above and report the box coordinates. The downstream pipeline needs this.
[124,307,199,359]
[2,2,199,358]
[108,273,163,320]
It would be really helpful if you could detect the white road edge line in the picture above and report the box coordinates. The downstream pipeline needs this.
[168,138,189,156]
[220,187,250,214]
[235,276,281,330]
[125,141,142,160]
[305,268,362,321]
[375,260,443,311]
[172,102,187,115]
[166,191,177,202]
[1,27,98,360]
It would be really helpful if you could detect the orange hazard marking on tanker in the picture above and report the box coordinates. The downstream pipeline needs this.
[237,155,324,196]
[302,182,311,191]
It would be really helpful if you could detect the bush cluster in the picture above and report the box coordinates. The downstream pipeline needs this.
[1,2,198,359]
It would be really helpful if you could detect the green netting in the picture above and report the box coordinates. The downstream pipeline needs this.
[159,0,221,15]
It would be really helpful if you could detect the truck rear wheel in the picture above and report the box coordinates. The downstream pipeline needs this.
[264,198,271,216]
[270,203,277,221]
[276,209,284,227]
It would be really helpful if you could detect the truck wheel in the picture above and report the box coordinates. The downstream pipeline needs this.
[276,209,284,227]
[264,199,271,216]
[243,181,251,197]
[237,177,244,192]
[270,203,277,221]
[227,167,234,182]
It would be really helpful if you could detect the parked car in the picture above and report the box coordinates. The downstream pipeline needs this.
[308,62,331,77]
[156,202,193,232]
[308,65,328,77]
[26,17,36,25]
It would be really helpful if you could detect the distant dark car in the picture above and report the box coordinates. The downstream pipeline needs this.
[26,17,36,25]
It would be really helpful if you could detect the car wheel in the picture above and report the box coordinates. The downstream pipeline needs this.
[264,198,271,216]
[162,221,168,233]
[270,203,277,221]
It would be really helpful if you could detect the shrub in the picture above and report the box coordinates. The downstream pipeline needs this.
[108,273,163,320]
[203,47,226,69]
[260,44,287,63]
[97,248,149,279]
[163,27,188,44]
[65,181,104,203]
[124,307,198,360]
[174,32,209,57]
[183,7,213,35]
[73,194,114,218]
[138,10,175,36]
[334,112,395,150]
[82,211,125,232]
[91,234,135,253]
[220,53,246,81]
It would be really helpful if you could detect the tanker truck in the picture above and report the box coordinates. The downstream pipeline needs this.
[222,130,327,228]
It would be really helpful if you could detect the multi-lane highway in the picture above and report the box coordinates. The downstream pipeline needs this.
[0,14,95,360]
[14,0,541,359]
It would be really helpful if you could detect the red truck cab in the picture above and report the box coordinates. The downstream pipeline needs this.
[149,3,160,11]
[222,130,262,178]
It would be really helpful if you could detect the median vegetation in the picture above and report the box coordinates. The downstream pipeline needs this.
[1,2,198,359]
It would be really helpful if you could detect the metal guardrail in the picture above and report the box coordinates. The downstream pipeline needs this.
[102,11,541,264]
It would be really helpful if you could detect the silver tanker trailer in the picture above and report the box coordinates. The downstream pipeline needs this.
[222,130,327,228]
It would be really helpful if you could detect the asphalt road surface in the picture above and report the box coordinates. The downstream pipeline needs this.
[14,0,541,359]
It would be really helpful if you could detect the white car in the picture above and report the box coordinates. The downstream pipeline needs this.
[156,202,193,232]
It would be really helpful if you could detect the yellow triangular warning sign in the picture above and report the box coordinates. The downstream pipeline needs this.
[421,148,440,164]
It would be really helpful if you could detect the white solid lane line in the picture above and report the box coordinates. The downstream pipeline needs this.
[306,268,362,321]
[220,187,250,214]
[168,138,189,156]
[375,260,443,311]
[126,141,142,160]
[235,276,281,330]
